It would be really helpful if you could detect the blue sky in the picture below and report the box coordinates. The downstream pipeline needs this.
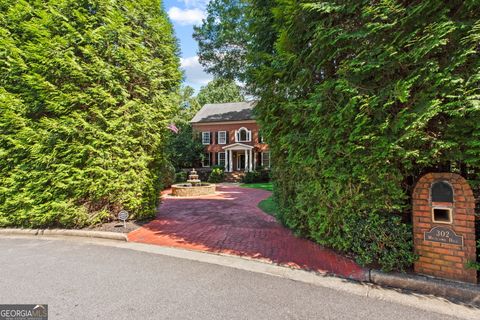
[163,0,213,91]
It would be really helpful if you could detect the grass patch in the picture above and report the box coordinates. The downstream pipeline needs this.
[258,196,278,217]
[239,182,277,217]
[239,182,273,191]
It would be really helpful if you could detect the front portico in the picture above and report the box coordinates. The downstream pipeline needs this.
[223,143,254,172]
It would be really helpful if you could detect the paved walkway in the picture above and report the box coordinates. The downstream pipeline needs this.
[128,185,367,280]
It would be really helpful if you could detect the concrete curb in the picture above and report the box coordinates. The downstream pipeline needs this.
[0,228,127,241]
[369,269,480,306]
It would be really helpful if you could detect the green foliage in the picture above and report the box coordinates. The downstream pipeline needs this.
[175,171,187,183]
[258,196,277,217]
[242,168,270,184]
[193,0,249,80]
[0,0,181,228]
[166,123,204,170]
[160,162,176,189]
[197,1,480,271]
[208,166,225,183]
[196,78,245,106]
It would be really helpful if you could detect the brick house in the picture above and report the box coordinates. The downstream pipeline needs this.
[191,102,270,173]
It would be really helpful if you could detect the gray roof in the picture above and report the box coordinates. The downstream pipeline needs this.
[191,101,256,123]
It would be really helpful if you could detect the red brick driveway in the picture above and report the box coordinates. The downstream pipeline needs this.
[128,184,367,280]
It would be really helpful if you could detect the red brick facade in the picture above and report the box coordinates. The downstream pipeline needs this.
[192,121,269,169]
[412,172,477,283]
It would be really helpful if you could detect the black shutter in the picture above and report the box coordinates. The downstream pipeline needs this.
[215,132,218,145]
[209,152,213,166]
[210,132,213,144]
[226,131,229,144]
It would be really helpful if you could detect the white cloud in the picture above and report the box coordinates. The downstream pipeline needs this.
[168,7,205,26]
[178,0,210,10]
[181,56,212,87]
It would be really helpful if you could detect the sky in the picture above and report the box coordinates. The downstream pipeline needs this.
[163,0,213,92]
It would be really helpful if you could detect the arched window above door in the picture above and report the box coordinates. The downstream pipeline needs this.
[235,127,251,142]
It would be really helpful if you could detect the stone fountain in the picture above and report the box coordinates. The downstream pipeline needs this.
[171,168,216,197]
[186,168,201,186]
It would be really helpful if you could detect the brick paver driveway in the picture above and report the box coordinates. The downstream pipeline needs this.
[128,184,366,280]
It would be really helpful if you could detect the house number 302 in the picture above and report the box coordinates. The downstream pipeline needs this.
[436,230,450,237]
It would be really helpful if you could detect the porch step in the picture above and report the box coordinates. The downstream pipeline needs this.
[224,171,245,182]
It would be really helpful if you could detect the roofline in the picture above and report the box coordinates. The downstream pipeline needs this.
[222,143,254,150]
[191,120,257,126]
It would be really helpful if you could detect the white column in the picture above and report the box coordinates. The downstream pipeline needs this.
[229,150,233,172]
[249,149,253,172]
[253,152,256,170]
[244,149,248,172]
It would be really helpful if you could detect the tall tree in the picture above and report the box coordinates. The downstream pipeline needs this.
[196,78,245,106]
[0,0,181,227]
[166,86,204,170]
[193,0,249,81]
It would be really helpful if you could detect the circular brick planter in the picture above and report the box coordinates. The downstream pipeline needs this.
[171,183,216,197]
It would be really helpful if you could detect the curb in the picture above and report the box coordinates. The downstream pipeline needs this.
[0,228,127,241]
[369,269,480,306]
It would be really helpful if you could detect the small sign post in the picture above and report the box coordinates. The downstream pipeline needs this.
[118,210,129,229]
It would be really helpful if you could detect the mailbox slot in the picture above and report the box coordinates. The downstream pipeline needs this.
[432,207,452,224]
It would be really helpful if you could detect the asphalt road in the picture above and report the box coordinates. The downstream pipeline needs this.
[0,237,473,320]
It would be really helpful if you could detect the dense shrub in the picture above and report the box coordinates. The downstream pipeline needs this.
[0,0,181,228]
[208,166,225,183]
[242,168,270,184]
[197,1,480,271]
[160,163,176,189]
[175,171,188,183]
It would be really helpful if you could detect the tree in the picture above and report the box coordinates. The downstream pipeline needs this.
[177,85,202,121]
[166,124,204,170]
[0,0,181,227]
[196,78,245,106]
[196,0,480,271]
[193,0,249,81]
[166,86,204,170]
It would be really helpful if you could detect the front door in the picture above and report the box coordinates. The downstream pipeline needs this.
[237,154,245,171]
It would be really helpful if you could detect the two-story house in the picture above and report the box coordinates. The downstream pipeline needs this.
[190,102,270,173]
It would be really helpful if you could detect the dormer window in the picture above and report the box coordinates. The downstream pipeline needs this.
[235,127,251,142]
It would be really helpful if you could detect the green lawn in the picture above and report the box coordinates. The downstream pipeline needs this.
[258,196,278,217]
[239,182,273,192]
[240,182,277,217]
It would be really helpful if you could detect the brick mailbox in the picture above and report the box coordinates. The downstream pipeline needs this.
[412,173,477,283]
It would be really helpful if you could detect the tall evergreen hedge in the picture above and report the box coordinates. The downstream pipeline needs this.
[255,1,480,271]
[0,0,181,227]
[197,0,480,270]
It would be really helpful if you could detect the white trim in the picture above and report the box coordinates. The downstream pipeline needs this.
[431,207,453,224]
[217,131,227,145]
[202,132,211,145]
[222,142,254,150]
[235,127,251,143]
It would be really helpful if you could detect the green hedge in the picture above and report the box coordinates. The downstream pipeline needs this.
[0,0,181,228]
[247,1,480,271]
